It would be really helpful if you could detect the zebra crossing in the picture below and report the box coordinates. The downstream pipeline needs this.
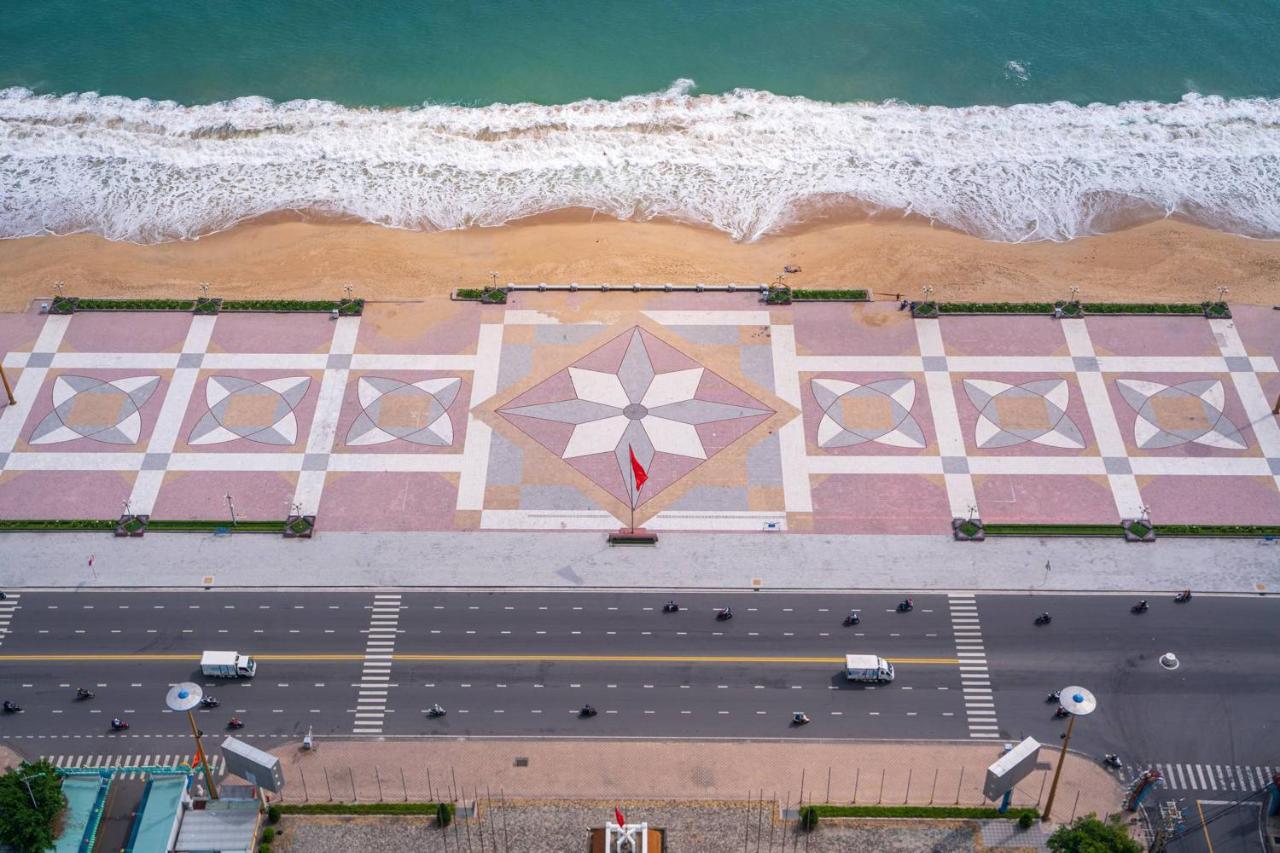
[353,593,402,735]
[948,593,999,739]
[38,752,227,779]
[1125,762,1278,794]
[0,593,19,649]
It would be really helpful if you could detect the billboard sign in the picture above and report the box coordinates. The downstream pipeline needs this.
[983,737,1041,801]
[219,736,285,793]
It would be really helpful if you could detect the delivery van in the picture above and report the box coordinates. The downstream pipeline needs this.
[845,654,894,683]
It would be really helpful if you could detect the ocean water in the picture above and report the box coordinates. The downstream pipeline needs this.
[2,0,1279,243]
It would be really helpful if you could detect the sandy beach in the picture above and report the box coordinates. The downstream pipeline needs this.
[0,213,1277,313]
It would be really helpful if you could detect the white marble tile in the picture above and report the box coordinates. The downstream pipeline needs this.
[966,456,1106,475]
[946,356,1075,373]
[647,511,787,531]
[642,310,771,327]
[456,324,504,511]
[794,355,923,373]
[1128,457,1273,476]
[480,509,622,530]
[806,455,943,475]
[50,353,178,370]
[0,315,69,453]
[5,452,143,471]
[1096,356,1228,374]
[167,452,302,471]
[327,453,466,473]
[1061,319,1095,358]
[201,353,328,370]
[349,354,478,371]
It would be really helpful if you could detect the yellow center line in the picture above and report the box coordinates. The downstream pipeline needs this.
[0,653,960,665]
[1195,799,1215,853]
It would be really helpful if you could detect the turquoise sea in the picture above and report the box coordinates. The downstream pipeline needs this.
[2,0,1279,242]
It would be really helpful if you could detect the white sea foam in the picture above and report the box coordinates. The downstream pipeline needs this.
[1004,61,1030,82]
[1,82,1279,243]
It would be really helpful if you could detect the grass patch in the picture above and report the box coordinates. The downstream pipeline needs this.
[145,519,284,533]
[792,289,869,302]
[75,298,197,311]
[982,523,1123,537]
[937,302,1056,314]
[454,288,506,304]
[0,519,116,531]
[811,805,1038,820]
[219,299,363,314]
[277,803,445,816]
[1080,302,1204,315]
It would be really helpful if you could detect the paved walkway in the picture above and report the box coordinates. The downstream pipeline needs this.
[3,529,1277,592]
[261,738,1124,825]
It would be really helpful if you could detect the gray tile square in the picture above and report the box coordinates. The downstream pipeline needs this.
[1269,458,1280,476]
[326,353,352,370]
[941,456,969,474]
[302,452,330,471]
[1103,456,1132,475]
[0,452,8,470]
[26,352,54,368]
[177,352,204,369]
[1073,356,1100,372]
[921,355,949,372]
[1224,356,1252,373]
[141,452,171,470]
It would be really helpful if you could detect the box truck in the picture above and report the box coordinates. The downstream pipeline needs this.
[844,654,894,683]
[201,650,257,678]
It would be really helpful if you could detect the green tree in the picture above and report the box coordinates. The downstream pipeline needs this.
[0,760,68,852]
[1047,814,1141,853]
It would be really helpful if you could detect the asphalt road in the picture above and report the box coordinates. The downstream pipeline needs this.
[1,589,1277,794]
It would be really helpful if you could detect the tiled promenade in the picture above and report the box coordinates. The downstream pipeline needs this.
[1,295,1277,534]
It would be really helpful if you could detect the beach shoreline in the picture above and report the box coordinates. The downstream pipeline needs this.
[0,213,1277,313]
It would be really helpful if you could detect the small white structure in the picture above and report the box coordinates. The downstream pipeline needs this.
[605,821,650,852]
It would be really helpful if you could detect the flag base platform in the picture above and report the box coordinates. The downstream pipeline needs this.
[607,528,659,546]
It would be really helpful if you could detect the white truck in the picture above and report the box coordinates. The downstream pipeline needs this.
[844,654,894,683]
[201,650,257,678]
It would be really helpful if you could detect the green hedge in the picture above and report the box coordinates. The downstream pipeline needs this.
[145,519,284,533]
[810,805,1038,820]
[220,299,352,313]
[76,298,197,311]
[277,803,444,816]
[937,302,1057,314]
[982,523,1123,537]
[0,519,116,531]
[1157,524,1280,537]
[792,289,870,302]
[1081,302,1203,315]
[454,288,506,303]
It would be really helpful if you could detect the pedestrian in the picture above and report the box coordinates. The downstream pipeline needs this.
[1053,306,1063,320]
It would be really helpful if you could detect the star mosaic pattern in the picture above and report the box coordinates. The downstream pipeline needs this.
[345,377,462,446]
[811,377,925,448]
[188,376,311,446]
[499,327,772,505]
[962,379,1085,449]
[1116,379,1247,450]
[29,375,159,445]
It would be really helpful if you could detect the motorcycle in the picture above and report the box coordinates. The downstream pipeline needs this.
[843,610,861,626]
[1103,754,1123,769]
[1045,690,1061,704]
[579,704,598,718]
[427,704,446,718]
[75,688,95,701]
[1034,612,1052,625]
[792,712,810,725]
[111,718,129,731]
[897,599,914,612]
[227,718,245,730]
[201,696,219,708]
[1174,590,1192,603]
[1054,706,1070,719]
[715,608,733,621]
[662,601,679,613]
[1131,600,1149,614]
[2,701,21,713]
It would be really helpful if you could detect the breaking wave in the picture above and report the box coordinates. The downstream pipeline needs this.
[2,80,1279,243]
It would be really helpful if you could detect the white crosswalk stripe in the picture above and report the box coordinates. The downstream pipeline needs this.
[0,594,21,651]
[1134,762,1275,793]
[353,594,402,735]
[948,594,998,739]
[39,753,226,778]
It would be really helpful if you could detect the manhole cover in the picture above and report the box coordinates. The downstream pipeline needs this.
[514,757,528,767]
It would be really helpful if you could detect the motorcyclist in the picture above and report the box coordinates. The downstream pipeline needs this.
[581,704,596,716]
[201,695,218,707]
[429,703,445,716]
[111,717,124,728]
[1176,589,1191,602]
[76,687,93,698]
[1136,599,1148,610]
[793,711,810,724]
[3,700,18,712]
[228,717,244,728]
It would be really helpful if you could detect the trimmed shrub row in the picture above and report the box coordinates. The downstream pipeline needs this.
[145,519,284,533]
[220,299,363,314]
[792,289,870,302]
[0,519,116,531]
[76,298,197,311]
[982,523,1124,537]
[1157,524,1280,538]
[46,297,364,315]
[810,804,1039,820]
[454,288,507,304]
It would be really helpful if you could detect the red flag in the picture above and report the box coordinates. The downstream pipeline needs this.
[628,446,648,492]
[614,806,626,827]
[192,740,205,770]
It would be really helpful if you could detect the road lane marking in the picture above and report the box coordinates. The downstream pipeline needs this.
[0,653,961,666]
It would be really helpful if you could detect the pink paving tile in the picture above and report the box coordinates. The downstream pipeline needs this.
[172,370,322,454]
[13,368,172,453]
[317,471,460,531]
[793,302,920,357]
[1085,316,1219,358]
[1230,305,1280,365]
[810,473,952,534]
[334,371,470,454]
[1104,372,1259,458]
[150,470,298,521]
[801,372,936,456]
[939,316,1067,357]
[1137,475,1280,525]
[973,474,1117,523]
[0,469,135,519]
[207,314,335,354]
[355,301,482,355]
[59,312,192,354]
[951,372,1097,457]
[0,310,49,353]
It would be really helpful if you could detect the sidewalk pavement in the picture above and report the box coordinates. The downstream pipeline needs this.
[2,530,1277,593]
[261,738,1124,825]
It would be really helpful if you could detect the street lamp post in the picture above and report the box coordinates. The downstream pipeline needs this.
[166,682,218,799]
[1041,685,1096,822]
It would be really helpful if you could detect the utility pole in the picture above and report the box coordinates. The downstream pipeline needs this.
[0,359,15,405]
[1042,686,1096,822]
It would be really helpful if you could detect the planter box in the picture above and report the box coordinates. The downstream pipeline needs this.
[115,514,149,537]
[952,517,985,541]
[607,529,659,546]
[1122,518,1156,542]
[284,514,317,539]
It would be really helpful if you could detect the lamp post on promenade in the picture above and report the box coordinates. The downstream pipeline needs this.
[166,682,219,799]
[1041,685,1096,823]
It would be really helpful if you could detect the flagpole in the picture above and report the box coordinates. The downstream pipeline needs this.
[630,461,636,533]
